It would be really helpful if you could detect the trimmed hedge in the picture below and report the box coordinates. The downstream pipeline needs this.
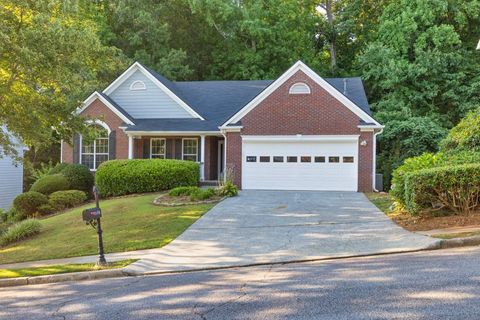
[49,190,87,210]
[391,151,480,206]
[0,219,41,246]
[13,191,49,217]
[30,174,70,195]
[95,159,200,196]
[60,164,94,193]
[404,164,480,215]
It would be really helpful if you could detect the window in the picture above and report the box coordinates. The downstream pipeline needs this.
[329,156,340,163]
[343,156,354,163]
[246,156,257,162]
[259,156,270,162]
[301,156,311,163]
[129,80,146,91]
[273,156,284,163]
[287,156,298,163]
[81,124,109,170]
[182,138,198,161]
[150,138,166,159]
[315,156,325,163]
[289,82,311,94]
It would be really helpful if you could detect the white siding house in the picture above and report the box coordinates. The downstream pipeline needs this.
[0,132,24,211]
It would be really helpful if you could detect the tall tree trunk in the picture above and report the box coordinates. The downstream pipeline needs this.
[325,0,337,75]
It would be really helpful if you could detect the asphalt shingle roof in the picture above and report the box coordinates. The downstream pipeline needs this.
[121,65,372,132]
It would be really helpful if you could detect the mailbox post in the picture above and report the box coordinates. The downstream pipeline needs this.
[82,186,107,266]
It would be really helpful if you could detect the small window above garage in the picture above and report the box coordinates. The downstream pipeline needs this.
[289,82,311,95]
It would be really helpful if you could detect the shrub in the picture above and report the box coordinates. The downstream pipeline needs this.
[404,164,480,215]
[168,186,200,197]
[390,153,437,206]
[218,181,238,197]
[37,204,55,216]
[48,163,69,175]
[13,191,49,217]
[440,108,480,153]
[49,190,87,210]
[60,164,94,193]
[96,159,199,197]
[189,188,216,201]
[30,174,70,195]
[0,219,41,246]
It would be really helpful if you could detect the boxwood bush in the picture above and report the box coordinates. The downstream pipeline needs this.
[30,174,70,195]
[49,190,87,210]
[96,159,199,197]
[0,219,41,246]
[60,164,94,194]
[404,164,480,215]
[13,191,49,217]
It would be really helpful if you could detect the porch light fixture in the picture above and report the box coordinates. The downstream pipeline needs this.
[360,140,368,146]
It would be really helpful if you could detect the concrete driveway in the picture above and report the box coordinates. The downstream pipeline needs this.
[125,191,438,275]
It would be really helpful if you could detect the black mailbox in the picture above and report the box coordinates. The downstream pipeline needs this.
[82,208,102,222]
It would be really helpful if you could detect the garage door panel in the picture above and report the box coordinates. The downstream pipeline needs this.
[242,139,358,191]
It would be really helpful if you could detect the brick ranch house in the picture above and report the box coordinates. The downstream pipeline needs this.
[62,61,383,192]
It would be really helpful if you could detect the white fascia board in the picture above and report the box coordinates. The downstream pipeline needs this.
[218,125,243,132]
[126,131,222,136]
[102,62,205,120]
[222,60,381,127]
[241,135,360,143]
[76,92,135,126]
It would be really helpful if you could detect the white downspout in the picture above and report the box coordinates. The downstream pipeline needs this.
[373,127,384,192]
[221,130,227,184]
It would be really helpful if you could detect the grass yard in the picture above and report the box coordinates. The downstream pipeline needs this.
[0,193,215,264]
[0,259,136,279]
[365,192,393,215]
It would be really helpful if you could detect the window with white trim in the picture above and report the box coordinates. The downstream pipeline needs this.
[182,138,198,162]
[289,82,311,94]
[129,80,146,91]
[81,124,109,170]
[150,138,166,159]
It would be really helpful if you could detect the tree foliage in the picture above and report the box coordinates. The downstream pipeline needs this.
[0,0,127,156]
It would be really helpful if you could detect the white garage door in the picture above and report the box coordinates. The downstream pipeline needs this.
[242,136,359,191]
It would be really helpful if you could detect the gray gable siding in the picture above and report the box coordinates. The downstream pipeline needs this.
[0,149,23,210]
[109,70,194,119]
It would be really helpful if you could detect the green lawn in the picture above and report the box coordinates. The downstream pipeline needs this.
[0,193,214,264]
[365,192,394,215]
[0,259,136,279]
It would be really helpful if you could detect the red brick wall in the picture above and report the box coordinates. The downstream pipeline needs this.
[226,132,242,187]
[227,70,374,191]
[61,98,129,163]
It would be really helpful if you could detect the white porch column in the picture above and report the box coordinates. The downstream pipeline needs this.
[128,135,134,159]
[200,135,206,181]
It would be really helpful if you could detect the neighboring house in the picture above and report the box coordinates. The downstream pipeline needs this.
[0,130,24,210]
[62,61,383,192]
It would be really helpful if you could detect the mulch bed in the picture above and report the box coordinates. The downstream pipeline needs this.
[390,210,480,231]
[153,194,225,207]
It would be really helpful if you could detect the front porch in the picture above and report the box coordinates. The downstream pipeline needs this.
[127,134,225,181]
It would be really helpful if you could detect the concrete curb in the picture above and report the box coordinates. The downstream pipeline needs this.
[436,235,480,249]
[2,236,480,288]
[0,269,127,288]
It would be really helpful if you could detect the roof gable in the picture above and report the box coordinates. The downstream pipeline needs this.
[103,62,204,120]
[77,91,135,125]
[221,61,381,128]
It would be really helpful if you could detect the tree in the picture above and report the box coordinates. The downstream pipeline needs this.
[189,0,322,80]
[377,117,448,188]
[0,0,126,157]
[97,0,193,80]
[357,0,480,187]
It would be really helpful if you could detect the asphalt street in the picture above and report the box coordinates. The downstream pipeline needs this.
[2,246,480,320]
